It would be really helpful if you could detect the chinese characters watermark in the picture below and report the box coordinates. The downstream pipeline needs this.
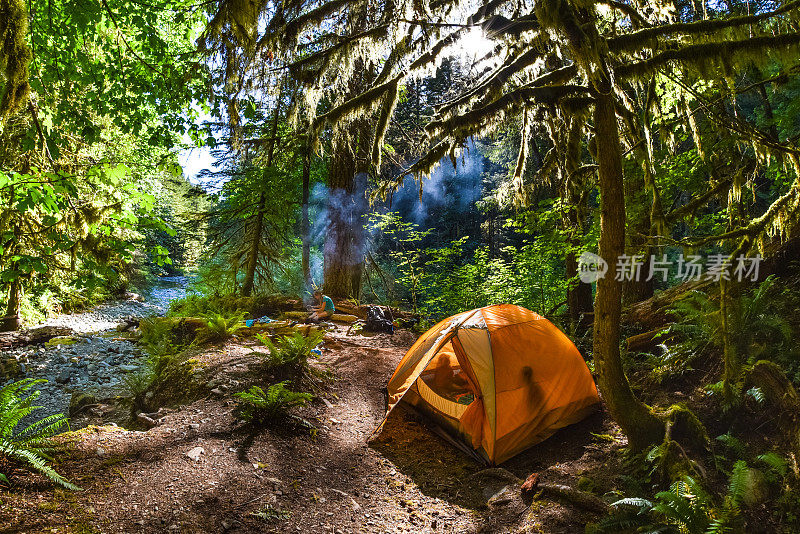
[578,253,761,283]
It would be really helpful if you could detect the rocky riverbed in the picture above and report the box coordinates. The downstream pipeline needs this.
[1,276,190,426]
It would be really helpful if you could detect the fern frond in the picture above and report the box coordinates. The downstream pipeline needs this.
[2,444,80,490]
[756,452,787,477]
[727,461,749,505]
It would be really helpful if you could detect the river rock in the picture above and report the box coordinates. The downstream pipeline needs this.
[56,368,72,384]
[0,354,22,379]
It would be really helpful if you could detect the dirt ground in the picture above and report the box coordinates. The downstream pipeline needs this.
[1,324,622,534]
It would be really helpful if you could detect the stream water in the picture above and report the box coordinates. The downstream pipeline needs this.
[2,276,191,424]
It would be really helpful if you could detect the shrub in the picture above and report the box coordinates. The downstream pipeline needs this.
[590,456,786,534]
[124,318,204,415]
[233,382,312,426]
[257,330,324,371]
[199,310,247,342]
[651,276,798,385]
[0,379,79,490]
[138,317,187,359]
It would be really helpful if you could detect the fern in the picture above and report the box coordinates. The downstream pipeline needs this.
[0,379,79,490]
[756,452,788,478]
[744,387,765,404]
[257,330,324,369]
[715,433,746,458]
[611,497,654,510]
[233,382,312,425]
[662,276,799,391]
[727,461,750,506]
[200,310,247,342]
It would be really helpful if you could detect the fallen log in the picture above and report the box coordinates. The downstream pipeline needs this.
[333,303,367,319]
[0,325,74,350]
[240,323,323,337]
[535,483,610,513]
[624,327,674,352]
[280,311,359,324]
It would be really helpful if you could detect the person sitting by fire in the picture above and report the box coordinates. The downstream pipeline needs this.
[307,289,335,323]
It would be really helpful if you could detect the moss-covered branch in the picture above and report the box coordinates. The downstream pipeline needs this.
[426,83,591,141]
[608,0,800,53]
[615,33,800,81]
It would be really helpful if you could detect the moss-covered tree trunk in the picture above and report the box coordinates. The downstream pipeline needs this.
[623,169,654,305]
[566,247,593,328]
[593,90,664,451]
[323,126,369,298]
[1,276,21,331]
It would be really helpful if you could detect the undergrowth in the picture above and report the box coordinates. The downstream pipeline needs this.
[0,379,79,490]
[233,382,312,427]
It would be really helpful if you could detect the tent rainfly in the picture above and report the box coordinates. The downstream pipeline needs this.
[378,304,600,465]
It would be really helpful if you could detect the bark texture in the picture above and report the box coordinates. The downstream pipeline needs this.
[592,91,664,451]
[301,143,312,291]
[323,129,369,298]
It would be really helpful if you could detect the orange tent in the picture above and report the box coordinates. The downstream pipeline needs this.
[378,304,599,465]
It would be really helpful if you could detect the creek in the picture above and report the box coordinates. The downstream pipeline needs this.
[2,276,191,425]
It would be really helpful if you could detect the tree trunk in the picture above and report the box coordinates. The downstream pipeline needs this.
[323,130,368,299]
[593,91,664,451]
[623,169,654,304]
[565,250,593,328]
[241,89,282,296]
[241,192,265,297]
[301,143,312,291]
[1,277,21,332]
[563,118,593,329]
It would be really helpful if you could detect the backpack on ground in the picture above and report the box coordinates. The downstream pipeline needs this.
[365,306,394,334]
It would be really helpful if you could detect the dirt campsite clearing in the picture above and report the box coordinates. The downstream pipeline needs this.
[1,321,621,534]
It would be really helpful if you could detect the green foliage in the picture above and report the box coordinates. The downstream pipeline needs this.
[597,449,790,534]
[715,432,746,459]
[123,318,201,414]
[137,317,188,359]
[0,0,209,326]
[257,330,324,371]
[0,379,78,490]
[595,475,737,534]
[199,310,247,342]
[369,212,569,320]
[233,382,312,426]
[656,276,799,387]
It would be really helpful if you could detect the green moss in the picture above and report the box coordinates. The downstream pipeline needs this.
[45,336,79,347]
[576,476,597,493]
[662,403,710,451]
[0,0,32,120]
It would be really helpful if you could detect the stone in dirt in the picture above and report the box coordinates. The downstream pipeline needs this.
[137,413,160,428]
[186,447,205,461]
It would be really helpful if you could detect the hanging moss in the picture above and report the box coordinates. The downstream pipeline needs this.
[371,79,399,169]
[0,0,32,121]
[615,33,800,81]
[608,0,800,54]
[426,83,590,142]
